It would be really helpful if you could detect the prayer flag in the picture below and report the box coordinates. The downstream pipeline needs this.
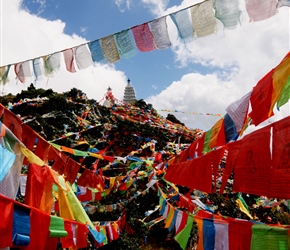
[0,195,13,248]
[174,215,194,250]
[245,0,278,22]
[270,116,290,198]
[214,219,229,250]
[249,69,275,126]
[170,8,194,42]
[12,204,31,246]
[0,145,16,182]
[233,126,271,197]
[115,29,137,58]
[278,0,290,6]
[75,44,93,69]
[14,61,31,83]
[209,117,225,149]
[88,39,106,63]
[228,218,252,250]
[43,52,61,77]
[0,65,11,84]
[149,16,171,49]
[271,52,290,114]
[32,58,43,81]
[63,48,76,73]
[26,208,50,250]
[3,108,23,141]
[214,0,241,29]
[223,113,238,143]
[49,215,68,237]
[191,0,216,37]
[131,23,156,52]
[101,35,120,63]
[251,224,289,250]
[226,91,251,132]
[277,76,290,108]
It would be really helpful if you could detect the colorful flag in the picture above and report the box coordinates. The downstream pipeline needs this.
[101,35,120,63]
[0,65,11,84]
[191,0,216,37]
[88,39,106,63]
[131,23,156,52]
[174,215,194,250]
[63,48,76,73]
[75,44,93,69]
[244,0,278,22]
[214,0,241,29]
[43,52,61,77]
[115,29,137,58]
[14,61,31,83]
[249,69,274,126]
[226,91,251,132]
[149,16,171,49]
[170,8,194,42]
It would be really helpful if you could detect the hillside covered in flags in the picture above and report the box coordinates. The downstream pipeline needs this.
[2,52,290,250]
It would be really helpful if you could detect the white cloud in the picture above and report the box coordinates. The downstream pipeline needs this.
[114,0,132,12]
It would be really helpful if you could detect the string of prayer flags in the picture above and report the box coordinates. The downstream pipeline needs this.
[63,48,77,73]
[149,16,172,49]
[214,0,241,29]
[75,44,93,70]
[115,29,137,58]
[101,35,120,63]
[190,0,217,38]
[170,8,194,43]
[12,204,31,246]
[244,0,278,22]
[131,23,156,52]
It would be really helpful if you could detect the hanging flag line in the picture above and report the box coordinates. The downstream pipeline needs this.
[158,109,224,116]
[0,0,286,84]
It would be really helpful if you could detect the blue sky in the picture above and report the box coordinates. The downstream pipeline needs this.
[1,0,289,130]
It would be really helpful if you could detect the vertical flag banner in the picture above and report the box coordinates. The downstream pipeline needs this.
[115,29,137,58]
[0,65,11,84]
[191,0,217,38]
[270,116,290,199]
[214,0,241,29]
[233,126,271,196]
[88,40,106,63]
[149,16,172,49]
[244,0,278,22]
[131,23,156,52]
[170,8,194,42]
[14,61,31,83]
[75,44,93,70]
[226,91,251,133]
[43,52,61,77]
[101,35,121,63]
[32,58,43,81]
[63,48,76,73]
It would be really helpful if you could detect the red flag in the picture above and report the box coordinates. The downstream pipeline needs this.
[0,194,13,248]
[76,223,89,249]
[228,218,252,250]
[61,220,75,248]
[249,69,274,126]
[63,48,76,73]
[3,108,23,141]
[219,140,242,194]
[131,23,156,52]
[22,124,37,150]
[233,125,271,196]
[25,163,47,209]
[270,116,290,199]
[34,137,51,162]
[25,208,50,250]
